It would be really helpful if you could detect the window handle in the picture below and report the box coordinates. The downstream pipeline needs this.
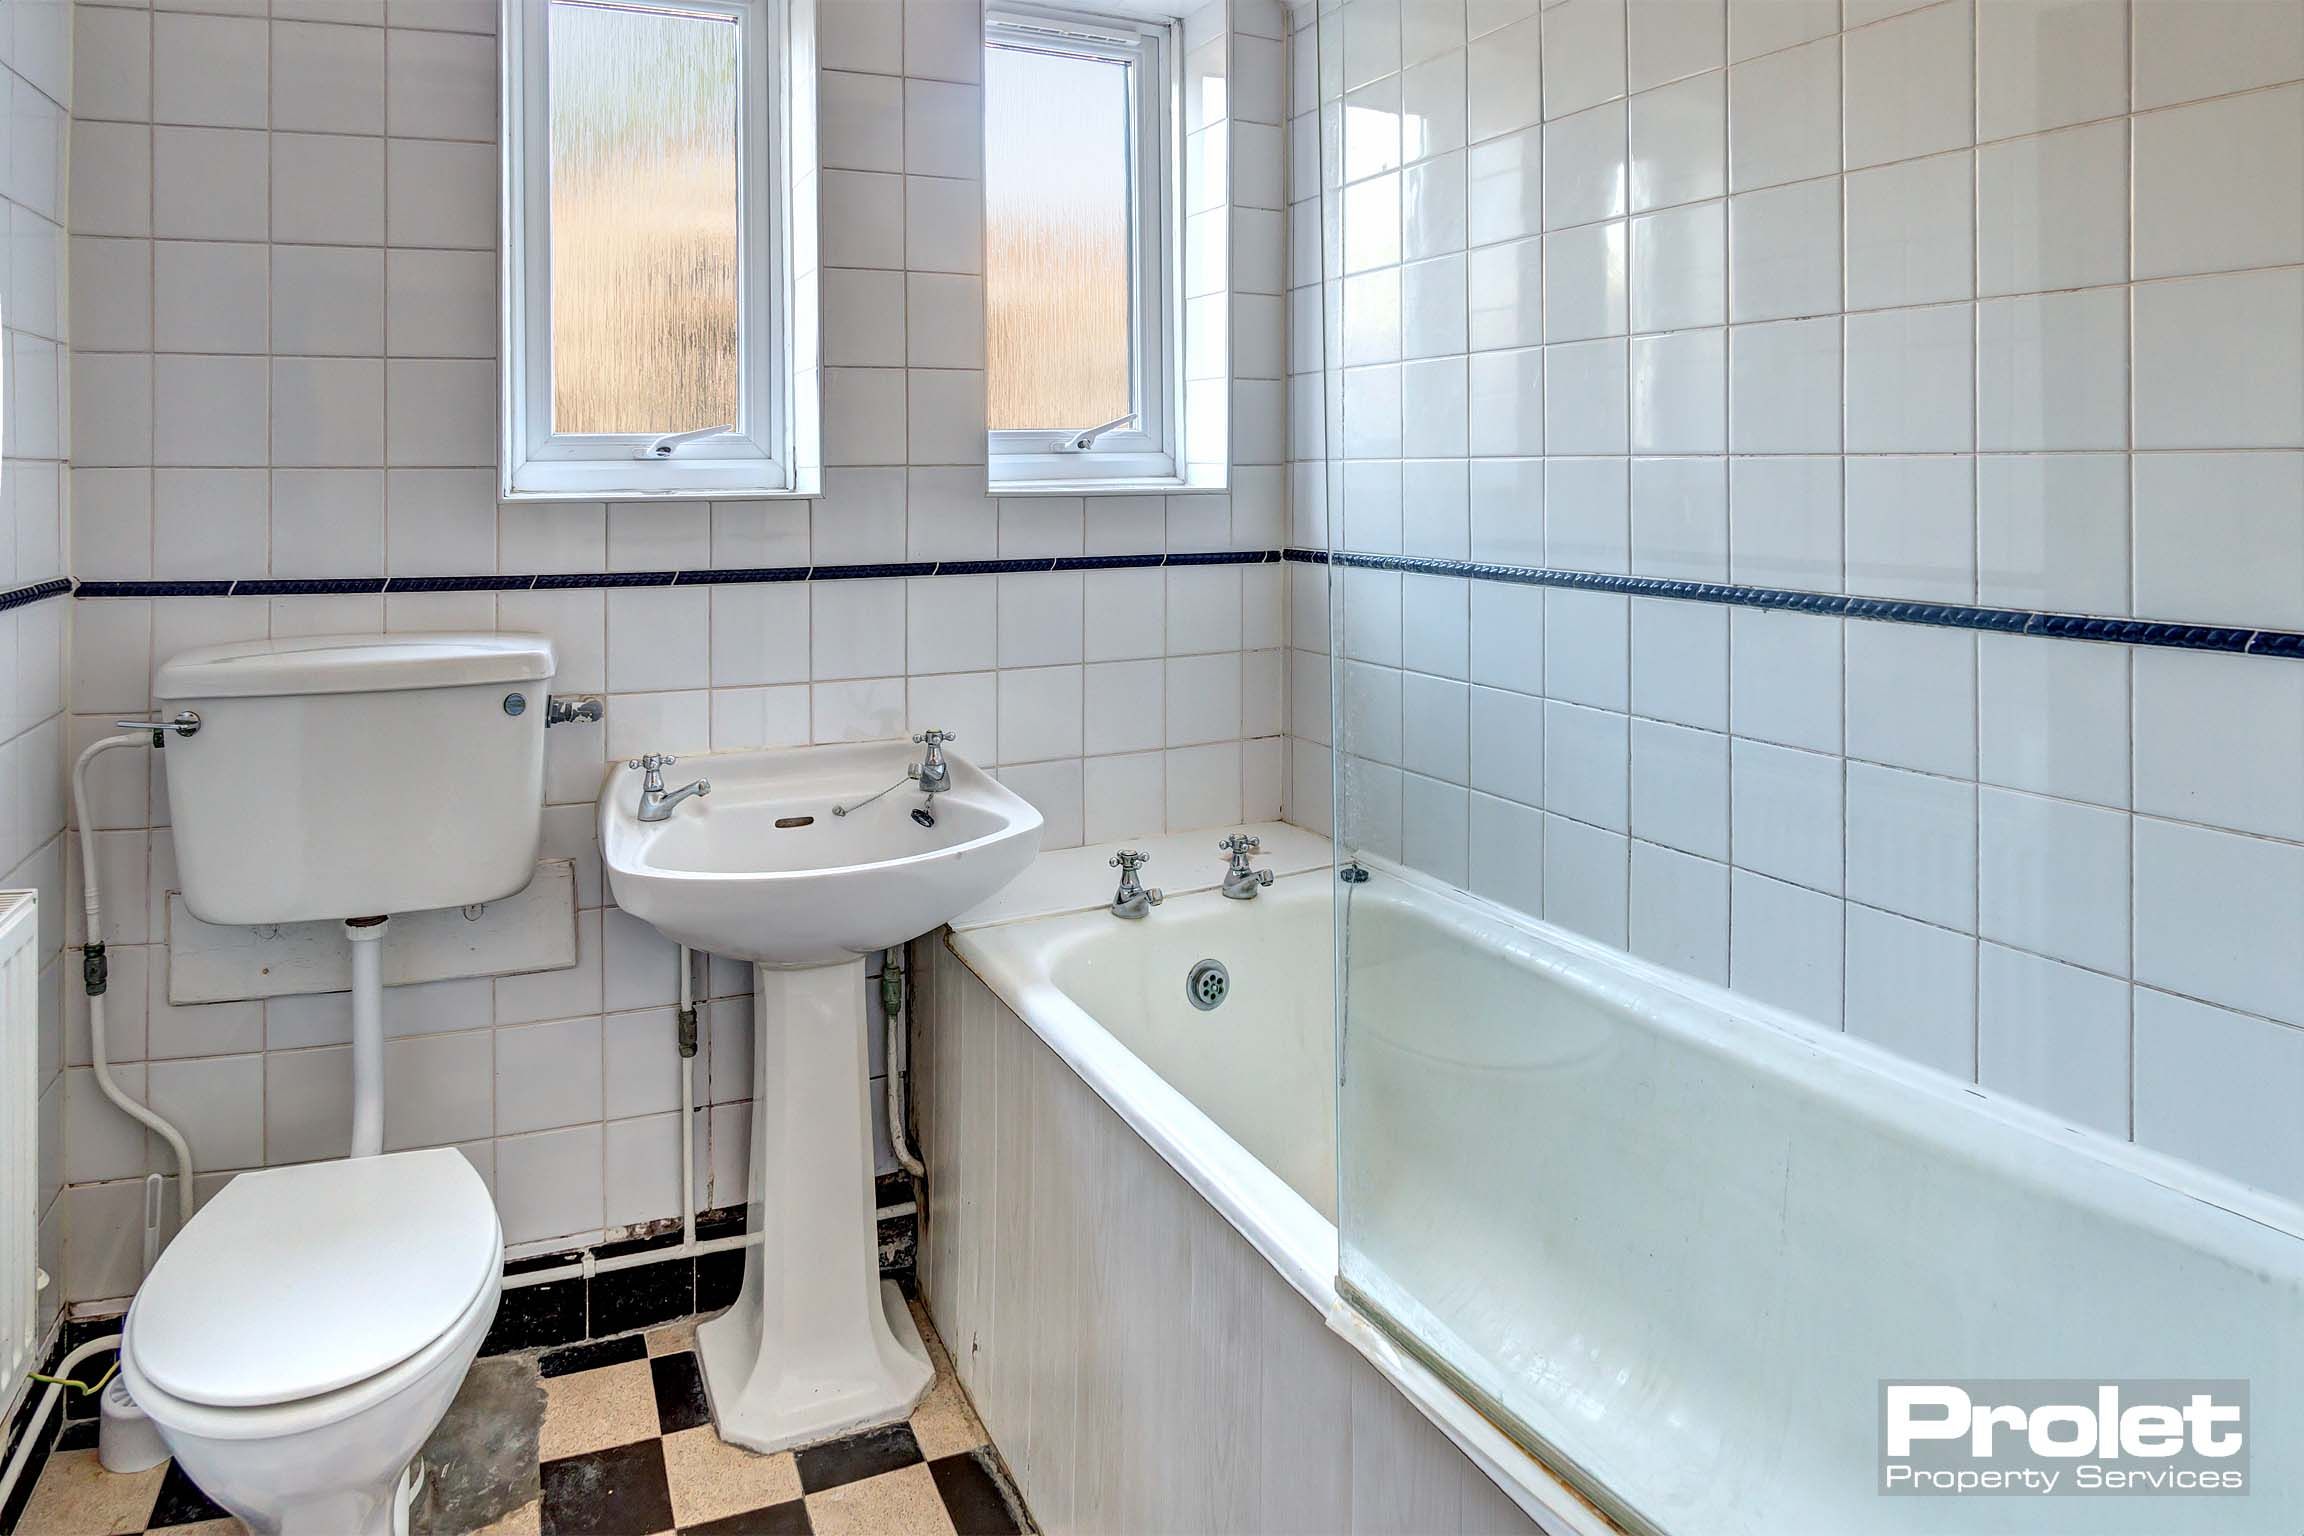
[637,424,734,459]
[1060,412,1138,451]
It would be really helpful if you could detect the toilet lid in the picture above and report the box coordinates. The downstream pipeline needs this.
[129,1148,501,1409]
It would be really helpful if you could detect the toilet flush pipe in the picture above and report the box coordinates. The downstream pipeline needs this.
[0,1333,123,1516]
[345,917,388,1158]
[72,735,197,1230]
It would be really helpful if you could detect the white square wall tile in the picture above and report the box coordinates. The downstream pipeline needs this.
[1977,944,2129,1137]
[1976,630,2129,808]
[1975,287,2128,452]
[1729,868,1843,1026]
[1728,607,1840,751]
[1975,454,2130,615]
[1842,0,1971,169]
[1844,456,1975,603]
[2134,818,2304,1029]
[493,1123,605,1245]
[1630,717,1728,860]
[1542,812,1630,947]
[998,665,1083,763]
[2134,452,2304,629]
[494,1017,602,1136]
[1978,786,2130,975]
[1468,789,1545,916]
[2134,0,2304,110]
[1629,838,1729,982]
[1628,70,1725,213]
[1975,0,2129,139]
[995,571,1086,668]
[1844,906,1976,1080]
[2134,85,2304,281]
[1728,316,1838,453]
[1844,620,1974,778]
[1845,304,1973,454]
[1631,595,1726,730]
[1845,760,1976,932]
[1728,176,1838,325]
[2133,269,2304,449]
[2133,647,2304,841]
[2135,988,2304,1204]
[1844,151,1973,311]
[1730,737,1842,893]
[1977,120,2129,298]
[1726,37,1837,193]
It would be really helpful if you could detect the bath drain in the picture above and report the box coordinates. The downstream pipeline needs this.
[1186,959,1229,1012]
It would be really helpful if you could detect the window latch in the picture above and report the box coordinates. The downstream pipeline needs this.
[636,424,734,460]
[1059,412,1138,451]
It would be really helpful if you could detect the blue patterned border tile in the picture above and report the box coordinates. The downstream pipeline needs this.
[1054,552,1163,571]
[387,574,540,593]
[672,566,810,586]
[533,570,679,590]
[809,561,937,581]
[76,579,236,598]
[0,577,71,613]
[235,577,390,597]
[933,558,1054,576]
[1166,548,1278,566]
[1292,549,2304,658]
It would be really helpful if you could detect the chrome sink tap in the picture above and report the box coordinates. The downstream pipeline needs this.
[908,729,956,797]
[1109,849,1163,919]
[1218,834,1275,899]
[632,753,711,821]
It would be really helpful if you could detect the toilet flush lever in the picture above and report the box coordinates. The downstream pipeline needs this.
[113,710,201,742]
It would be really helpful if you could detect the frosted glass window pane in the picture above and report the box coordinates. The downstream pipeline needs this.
[550,0,739,437]
[985,42,1134,431]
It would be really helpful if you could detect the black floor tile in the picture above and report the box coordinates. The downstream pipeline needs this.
[53,1418,98,1452]
[650,1351,711,1435]
[794,1423,923,1494]
[593,1256,694,1337]
[148,1460,232,1529]
[929,1452,1024,1535]
[539,1333,647,1379]
[541,1439,676,1536]
[484,1278,587,1357]
[680,1496,813,1535]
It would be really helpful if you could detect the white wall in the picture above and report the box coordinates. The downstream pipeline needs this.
[50,0,1290,1301]
[1292,0,2304,1207]
[0,0,75,1366]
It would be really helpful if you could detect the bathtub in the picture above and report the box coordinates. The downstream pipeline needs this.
[920,834,2304,1535]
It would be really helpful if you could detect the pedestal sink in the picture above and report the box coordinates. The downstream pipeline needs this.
[599,738,1042,1452]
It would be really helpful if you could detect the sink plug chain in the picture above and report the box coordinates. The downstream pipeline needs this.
[832,776,910,817]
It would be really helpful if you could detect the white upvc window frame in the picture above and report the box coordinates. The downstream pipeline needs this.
[500,0,804,500]
[984,5,1182,489]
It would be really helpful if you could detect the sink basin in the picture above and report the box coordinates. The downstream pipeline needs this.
[598,739,1043,967]
[596,736,1042,1455]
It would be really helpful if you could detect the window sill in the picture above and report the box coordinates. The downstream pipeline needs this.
[498,484,814,504]
[989,475,1229,498]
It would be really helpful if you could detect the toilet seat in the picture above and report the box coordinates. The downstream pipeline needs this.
[126,1148,500,1412]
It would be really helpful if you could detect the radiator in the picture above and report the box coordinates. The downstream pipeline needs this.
[0,889,41,1398]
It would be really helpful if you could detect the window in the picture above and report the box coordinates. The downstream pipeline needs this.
[502,0,815,499]
[984,7,1178,486]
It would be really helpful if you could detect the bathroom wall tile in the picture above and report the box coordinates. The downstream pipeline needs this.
[1976,0,2128,138]
[1728,176,1838,324]
[2134,818,2304,1029]
[2133,269,2304,449]
[1631,199,1725,332]
[1844,905,1976,1080]
[1630,718,1727,860]
[1842,0,1971,168]
[1976,120,2127,297]
[1541,100,1629,228]
[2133,0,2304,110]
[1726,38,1837,192]
[2134,648,2304,841]
[1974,453,2129,615]
[1542,811,1629,946]
[1728,608,1839,751]
[1844,456,1974,602]
[1978,786,2129,975]
[1628,839,1729,981]
[1729,868,1842,1026]
[1630,596,1726,730]
[1728,455,1840,590]
[1845,761,1975,932]
[1976,630,2128,808]
[1975,287,2127,451]
[1628,70,1725,213]
[1976,944,2129,1137]
[1730,737,1841,893]
[1844,151,1972,311]
[2136,988,2304,1204]
[1728,316,1838,452]
[1844,620,1974,778]
[495,1123,606,1246]
[2132,453,2304,628]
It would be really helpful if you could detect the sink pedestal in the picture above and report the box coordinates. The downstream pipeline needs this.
[696,957,932,1453]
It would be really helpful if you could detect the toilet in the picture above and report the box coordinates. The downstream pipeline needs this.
[115,633,558,1536]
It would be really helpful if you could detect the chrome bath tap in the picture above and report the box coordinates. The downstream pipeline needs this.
[1109,849,1163,918]
[1218,834,1275,899]
[631,753,711,821]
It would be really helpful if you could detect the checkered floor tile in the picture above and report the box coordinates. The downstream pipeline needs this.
[11,1306,1030,1536]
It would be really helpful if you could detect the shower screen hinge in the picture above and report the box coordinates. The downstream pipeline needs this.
[82,941,108,997]
[1339,861,1370,884]
[676,1005,699,1058]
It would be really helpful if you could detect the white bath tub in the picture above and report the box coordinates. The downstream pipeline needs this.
[929,837,2304,1535]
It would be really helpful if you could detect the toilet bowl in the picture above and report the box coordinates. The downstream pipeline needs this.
[119,1149,503,1536]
